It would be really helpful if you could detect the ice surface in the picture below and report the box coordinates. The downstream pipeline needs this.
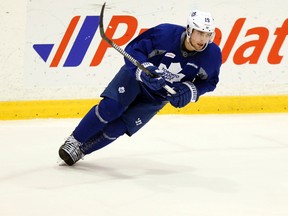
[0,114,288,216]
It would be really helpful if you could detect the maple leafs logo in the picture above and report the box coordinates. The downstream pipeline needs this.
[159,62,185,83]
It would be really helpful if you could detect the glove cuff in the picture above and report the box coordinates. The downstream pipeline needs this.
[135,68,142,81]
[135,62,154,81]
[182,81,198,102]
[141,62,154,68]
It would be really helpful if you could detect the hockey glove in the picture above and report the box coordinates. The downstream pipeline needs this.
[167,82,198,108]
[135,62,165,91]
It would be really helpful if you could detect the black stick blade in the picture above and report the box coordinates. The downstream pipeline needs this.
[99,2,106,39]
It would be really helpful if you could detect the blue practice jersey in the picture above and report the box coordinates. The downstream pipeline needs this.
[124,23,222,98]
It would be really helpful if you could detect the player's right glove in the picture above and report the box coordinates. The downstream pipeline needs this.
[167,82,198,108]
[135,62,165,91]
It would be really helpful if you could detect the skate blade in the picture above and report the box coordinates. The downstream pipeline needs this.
[57,157,67,166]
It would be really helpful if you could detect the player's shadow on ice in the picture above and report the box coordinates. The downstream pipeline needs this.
[73,157,187,179]
[67,157,238,193]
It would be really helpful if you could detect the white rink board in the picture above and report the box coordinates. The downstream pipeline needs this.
[1,0,288,101]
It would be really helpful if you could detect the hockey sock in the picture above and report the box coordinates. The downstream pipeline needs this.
[80,118,127,154]
[73,98,124,143]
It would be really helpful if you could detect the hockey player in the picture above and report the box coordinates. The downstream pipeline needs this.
[58,10,222,166]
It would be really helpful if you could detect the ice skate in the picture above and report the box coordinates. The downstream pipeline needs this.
[58,135,84,166]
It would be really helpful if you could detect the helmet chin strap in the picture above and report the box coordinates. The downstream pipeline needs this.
[186,37,196,50]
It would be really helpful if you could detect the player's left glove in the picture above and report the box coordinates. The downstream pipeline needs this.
[167,82,198,108]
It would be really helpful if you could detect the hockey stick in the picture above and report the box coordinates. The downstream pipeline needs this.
[99,2,176,95]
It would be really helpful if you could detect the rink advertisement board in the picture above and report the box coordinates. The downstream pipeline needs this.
[0,0,288,119]
[24,0,288,97]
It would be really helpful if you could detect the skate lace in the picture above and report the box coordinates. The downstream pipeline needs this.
[63,136,84,162]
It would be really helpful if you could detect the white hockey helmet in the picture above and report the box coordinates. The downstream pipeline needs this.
[186,10,215,43]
